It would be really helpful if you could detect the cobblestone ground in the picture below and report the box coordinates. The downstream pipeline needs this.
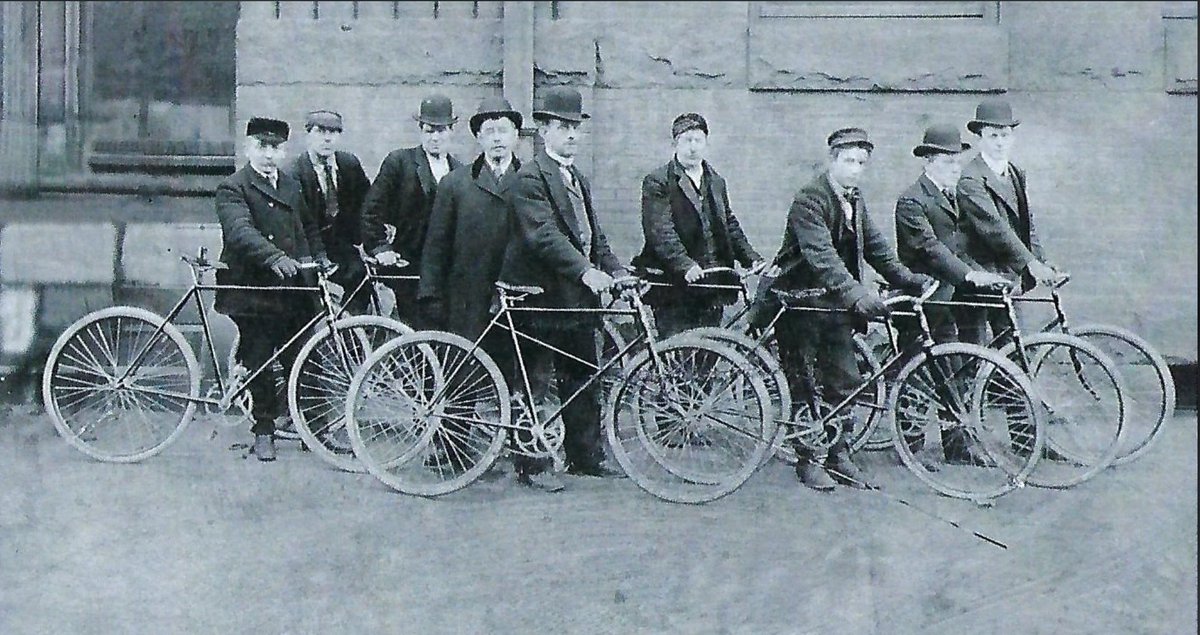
[1,406,1195,635]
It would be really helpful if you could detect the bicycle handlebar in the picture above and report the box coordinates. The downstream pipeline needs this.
[883,280,940,308]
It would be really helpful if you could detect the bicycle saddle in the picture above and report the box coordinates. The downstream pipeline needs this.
[495,281,544,296]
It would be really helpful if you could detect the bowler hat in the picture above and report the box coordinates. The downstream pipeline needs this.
[414,94,458,127]
[305,110,344,132]
[533,87,589,123]
[827,127,874,152]
[469,97,523,136]
[913,124,971,157]
[246,117,289,144]
[967,99,1020,135]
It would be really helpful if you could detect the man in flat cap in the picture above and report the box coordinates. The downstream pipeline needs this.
[498,86,628,491]
[416,96,524,472]
[761,127,931,490]
[290,110,373,313]
[957,99,1064,346]
[360,94,462,325]
[631,112,770,337]
[214,117,329,461]
[893,124,1010,466]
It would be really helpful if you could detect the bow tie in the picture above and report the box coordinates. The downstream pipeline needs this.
[842,187,860,204]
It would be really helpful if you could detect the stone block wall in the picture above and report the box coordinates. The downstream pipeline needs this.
[226,0,1195,361]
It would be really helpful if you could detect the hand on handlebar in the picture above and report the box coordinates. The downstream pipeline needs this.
[1026,260,1061,287]
[269,256,301,279]
[965,270,1012,291]
[852,293,891,319]
[581,267,616,295]
[374,250,403,267]
[683,264,705,283]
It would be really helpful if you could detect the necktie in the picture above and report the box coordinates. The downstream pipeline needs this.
[322,161,339,218]
[943,189,957,210]
[843,187,860,205]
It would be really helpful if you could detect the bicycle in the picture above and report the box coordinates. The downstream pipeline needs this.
[42,248,410,463]
[343,275,775,503]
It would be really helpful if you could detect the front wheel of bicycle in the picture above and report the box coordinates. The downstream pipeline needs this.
[889,342,1045,502]
[42,306,200,462]
[1070,324,1175,466]
[288,315,413,473]
[996,332,1126,489]
[604,335,778,504]
[345,330,511,497]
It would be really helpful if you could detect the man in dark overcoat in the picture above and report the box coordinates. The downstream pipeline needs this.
[956,99,1063,345]
[498,86,627,491]
[764,127,930,490]
[359,94,463,323]
[214,117,329,461]
[631,112,767,337]
[417,97,524,471]
[894,123,1010,465]
[290,110,372,312]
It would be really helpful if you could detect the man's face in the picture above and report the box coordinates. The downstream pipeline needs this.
[245,137,285,174]
[540,119,581,159]
[673,129,708,170]
[420,123,453,157]
[828,146,870,189]
[977,125,1015,164]
[925,152,964,187]
[306,125,341,159]
[477,116,518,163]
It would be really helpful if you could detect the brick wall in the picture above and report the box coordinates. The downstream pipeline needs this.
[233,0,1198,360]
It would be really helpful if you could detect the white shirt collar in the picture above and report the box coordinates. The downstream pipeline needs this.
[924,171,955,194]
[980,153,1010,178]
[545,147,573,168]
[488,153,514,176]
[252,166,277,186]
[309,150,335,168]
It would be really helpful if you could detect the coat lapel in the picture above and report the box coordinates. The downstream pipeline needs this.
[537,152,585,250]
[414,149,436,197]
[674,166,703,216]
[247,168,292,208]
[919,173,957,219]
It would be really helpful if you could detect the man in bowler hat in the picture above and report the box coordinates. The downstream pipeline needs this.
[417,96,524,471]
[894,124,1010,466]
[957,99,1064,345]
[762,127,931,490]
[498,86,628,491]
[360,94,462,325]
[290,110,373,313]
[214,117,330,461]
[631,112,770,337]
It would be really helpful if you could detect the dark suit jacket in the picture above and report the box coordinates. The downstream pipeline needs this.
[419,154,522,340]
[895,174,980,301]
[214,165,324,316]
[290,150,371,269]
[631,159,761,304]
[957,154,1046,285]
[499,150,625,330]
[360,145,462,265]
[769,172,920,309]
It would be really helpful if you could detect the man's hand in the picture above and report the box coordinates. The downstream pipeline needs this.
[748,260,781,278]
[315,254,337,274]
[375,250,402,267]
[270,256,301,279]
[581,268,615,295]
[1026,260,1059,287]
[851,293,890,320]
[903,274,936,295]
[684,264,705,283]
[965,270,1012,290]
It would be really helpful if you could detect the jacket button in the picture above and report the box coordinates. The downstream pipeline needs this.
[268,202,274,207]
[268,234,274,240]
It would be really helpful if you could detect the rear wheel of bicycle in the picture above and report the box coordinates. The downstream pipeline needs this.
[682,327,793,467]
[997,332,1125,489]
[289,315,413,472]
[1071,324,1174,466]
[604,335,777,504]
[889,343,1044,502]
[345,331,510,497]
[42,306,200,462]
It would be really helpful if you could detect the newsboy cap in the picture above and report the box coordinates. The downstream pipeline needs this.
[305,110,344,131]
[414,94,458,127]
[671,112,709,138]
[246,117,289,144]
[827,127,874,152]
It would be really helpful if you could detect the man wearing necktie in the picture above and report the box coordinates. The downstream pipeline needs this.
[291,110,372,313]
[760,127,931,491]
[360,94,463,324]
[417,97,525,472]
[214,117,329,462]
[894,124,1010,466]
[498,87,628,492]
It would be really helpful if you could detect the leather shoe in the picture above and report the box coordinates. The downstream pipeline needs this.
[517,470,566,492]
[826,451,874,490]
[566,462,627,478]
[944,449,995,467]
[253,434,276,462]
[795,461,836,491]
